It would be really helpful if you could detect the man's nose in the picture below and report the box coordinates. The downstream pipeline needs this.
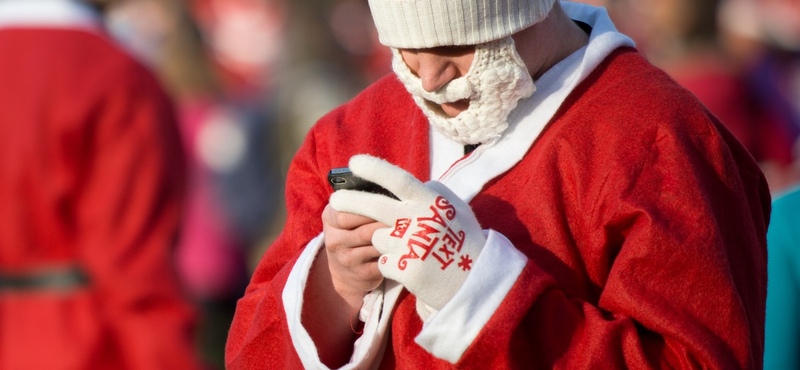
[415,53,461,92]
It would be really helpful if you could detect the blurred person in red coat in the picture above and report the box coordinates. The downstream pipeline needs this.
[106,0,287,367]
[0,0,205,369]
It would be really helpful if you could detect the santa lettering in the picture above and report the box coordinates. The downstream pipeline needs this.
[435,196,457,220]
[399,237,438,270]
[396,196,466,271]
[441,227,465,253]
[431,242,455,270]
[416,204,447,227]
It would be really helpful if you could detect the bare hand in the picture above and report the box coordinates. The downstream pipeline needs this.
[301,203,386,366]
[321,203,385,305]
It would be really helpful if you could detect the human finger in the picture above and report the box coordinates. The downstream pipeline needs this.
[322,202,379,231]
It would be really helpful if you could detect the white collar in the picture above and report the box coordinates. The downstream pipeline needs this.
[0,0,102,31]
[434,1,635,202]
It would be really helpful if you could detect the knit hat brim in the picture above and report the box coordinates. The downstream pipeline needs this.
[368,0,557,48]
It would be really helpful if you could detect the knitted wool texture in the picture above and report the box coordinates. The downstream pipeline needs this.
[368,0,556,48]
[392,37,535,145]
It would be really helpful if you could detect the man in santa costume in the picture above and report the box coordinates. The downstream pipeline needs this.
[226,1,770,369]
[0,0,204,369]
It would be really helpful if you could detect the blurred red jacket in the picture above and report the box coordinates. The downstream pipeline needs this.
[0,1,204,369]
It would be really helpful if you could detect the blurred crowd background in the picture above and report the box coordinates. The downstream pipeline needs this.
[95,0,800,368]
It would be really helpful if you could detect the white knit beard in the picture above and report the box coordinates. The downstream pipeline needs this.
[392,37,536,145]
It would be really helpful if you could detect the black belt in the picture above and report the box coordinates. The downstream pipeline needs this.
[0,265,89,292]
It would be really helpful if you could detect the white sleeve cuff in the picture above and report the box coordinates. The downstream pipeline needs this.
[414,229,528,363]
[282,233,403,370]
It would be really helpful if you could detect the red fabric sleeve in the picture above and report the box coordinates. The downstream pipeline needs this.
[454,93,770,368]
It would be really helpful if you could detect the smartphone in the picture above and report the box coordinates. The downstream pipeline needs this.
[327,167,398,200]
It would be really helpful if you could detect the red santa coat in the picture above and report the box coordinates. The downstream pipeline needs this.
[226,10,769,370]
[0,2,203,369]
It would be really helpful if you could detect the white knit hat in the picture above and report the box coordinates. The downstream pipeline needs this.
[367,0,557,48]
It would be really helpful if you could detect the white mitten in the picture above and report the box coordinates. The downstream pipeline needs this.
[329,154,486,314]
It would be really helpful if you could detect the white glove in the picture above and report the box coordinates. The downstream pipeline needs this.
[330,154,486,314]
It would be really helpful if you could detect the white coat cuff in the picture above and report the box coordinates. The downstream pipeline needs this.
[414,230,527,363]
[283,233,400,370]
